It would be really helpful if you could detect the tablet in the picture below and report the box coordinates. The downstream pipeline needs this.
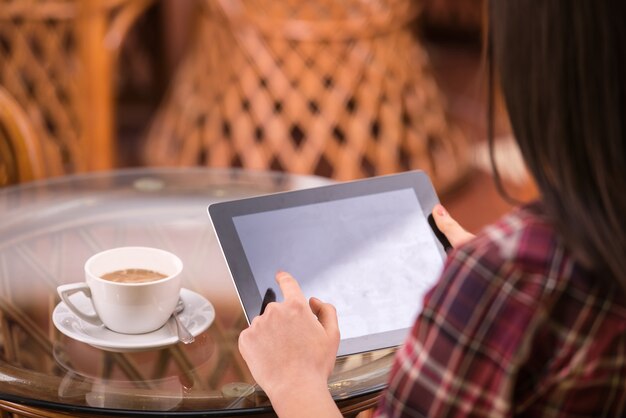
[208,170,450,356]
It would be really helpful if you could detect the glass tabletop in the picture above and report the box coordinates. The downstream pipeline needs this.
[0,168,395,416]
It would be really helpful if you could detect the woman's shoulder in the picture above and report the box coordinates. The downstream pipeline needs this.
[437,202,574,308]
[453,202,626,308]
[429,203,567,319]
[467,202,560,275]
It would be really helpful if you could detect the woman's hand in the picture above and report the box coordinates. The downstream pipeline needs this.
[432,204,475,247]
[238,271,342,418]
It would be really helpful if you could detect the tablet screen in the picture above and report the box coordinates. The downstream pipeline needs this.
[209,170,448,355]
[231,187,444,342]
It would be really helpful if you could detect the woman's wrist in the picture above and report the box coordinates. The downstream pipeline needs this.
[267,379,342,418]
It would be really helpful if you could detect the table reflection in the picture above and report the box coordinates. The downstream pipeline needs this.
[0,168,395,416]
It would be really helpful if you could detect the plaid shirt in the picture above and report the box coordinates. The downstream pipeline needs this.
[375,203,626,418]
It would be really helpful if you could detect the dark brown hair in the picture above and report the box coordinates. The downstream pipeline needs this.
[488,1,626,288]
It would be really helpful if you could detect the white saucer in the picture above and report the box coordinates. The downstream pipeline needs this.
[52,288,215,352]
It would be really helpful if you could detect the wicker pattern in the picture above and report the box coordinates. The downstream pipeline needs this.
[144,0,469,189]
[0,0,153,174]
[0,86,63,186]
[0,0,83,174]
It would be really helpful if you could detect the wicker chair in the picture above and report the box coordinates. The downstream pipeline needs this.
[0,86,63,186]
[144,0,470,191]
[0,0,153,174]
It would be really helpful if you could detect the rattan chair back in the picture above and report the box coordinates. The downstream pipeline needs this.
[0,0,153,173]
[0,86,63,186]
[144,0,469,190]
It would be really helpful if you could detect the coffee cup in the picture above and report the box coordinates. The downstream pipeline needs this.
[57,247,183,334]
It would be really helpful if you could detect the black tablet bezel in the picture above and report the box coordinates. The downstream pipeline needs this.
[208,170,448,356]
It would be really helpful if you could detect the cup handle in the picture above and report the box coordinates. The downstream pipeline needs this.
[57,283,103,326]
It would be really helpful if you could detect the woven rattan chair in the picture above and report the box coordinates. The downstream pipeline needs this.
[0,0,153,174]
[144,0,470,191]
[0,86,63,186]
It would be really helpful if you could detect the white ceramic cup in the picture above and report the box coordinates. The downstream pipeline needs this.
[57,247,183,334]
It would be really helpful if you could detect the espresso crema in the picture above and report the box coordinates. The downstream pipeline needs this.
[101,268,167,283]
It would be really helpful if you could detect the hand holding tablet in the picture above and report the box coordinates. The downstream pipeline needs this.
[208,170,449,356]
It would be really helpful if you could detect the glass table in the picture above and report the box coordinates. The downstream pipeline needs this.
[0,168,395,417]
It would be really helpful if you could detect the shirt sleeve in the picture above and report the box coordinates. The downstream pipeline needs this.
[373,234,546,418]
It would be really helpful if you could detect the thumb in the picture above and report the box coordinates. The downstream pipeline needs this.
[432,204,475,248]
[310,297,340,344]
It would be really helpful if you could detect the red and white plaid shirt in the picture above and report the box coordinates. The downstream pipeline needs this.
[375,203,626,417]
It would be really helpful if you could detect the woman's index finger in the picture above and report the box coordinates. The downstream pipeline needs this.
[275,271,306,302]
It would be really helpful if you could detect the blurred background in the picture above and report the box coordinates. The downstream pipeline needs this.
[0,0,536,232]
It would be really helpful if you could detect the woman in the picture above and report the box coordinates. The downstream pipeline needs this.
[238,1,626,417]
